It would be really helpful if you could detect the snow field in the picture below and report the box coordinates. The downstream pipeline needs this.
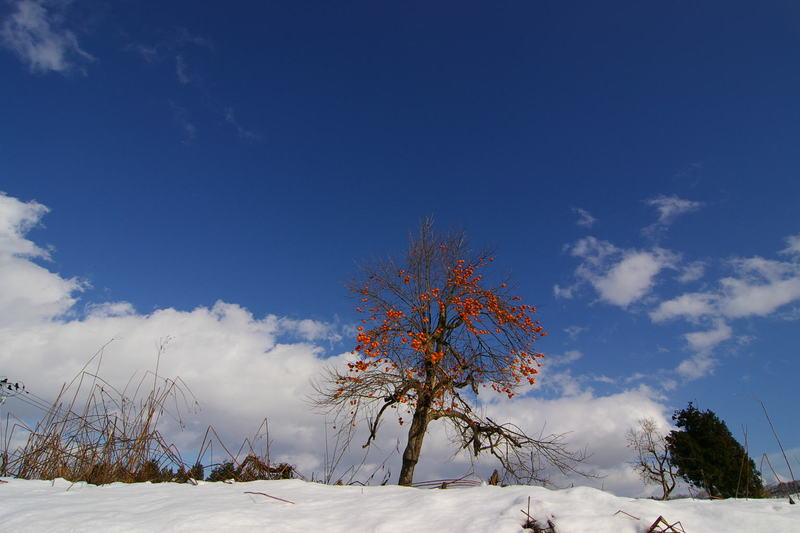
[0,478,798,532]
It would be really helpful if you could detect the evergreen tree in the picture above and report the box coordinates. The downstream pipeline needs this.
[188,462,205,481]
[206,461,238,482]
[666,403,763,498]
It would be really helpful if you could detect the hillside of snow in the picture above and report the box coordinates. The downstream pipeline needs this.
[1,478,797,532]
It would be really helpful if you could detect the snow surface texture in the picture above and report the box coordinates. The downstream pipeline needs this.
[1,478,797,532]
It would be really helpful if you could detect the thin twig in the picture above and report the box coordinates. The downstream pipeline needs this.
[243,491,296,504]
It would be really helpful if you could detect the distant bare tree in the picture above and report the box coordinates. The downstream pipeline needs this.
[626,418,677,500]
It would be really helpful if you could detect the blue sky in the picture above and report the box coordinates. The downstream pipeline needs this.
[1,1,799,493]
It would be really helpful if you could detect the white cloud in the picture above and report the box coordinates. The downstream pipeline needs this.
[777,306,800,321]
[477,387,673,495]
[0,300,354,471]
[564,237,679,307]
[676,352,717,380]
[591,251,672,307]
[370,385,674,495]
[568,238,677,307]
[648,239,800,380]
[650,247,800,323]
[645,195,703,226]
[732,256,799,281]
[649,292,716,323]
[683,319,731,354]
[675,320,732,380]
[277,317,342,343]
[553,283,575,299]
[85,301,136,318]
[0,192,677,496]
[546,350,583,370]
[0,192,342,476]
[0,192,83,326]
[563,325,585,339]
[780,234,800,257]
[572,207,596,228]
[718,257,800,318]
[720,276,800,318]
[677,260,705,283]
[1,0,94,74]
[762,447,800,484]
[0,192,49,258]
[568,236,618,264]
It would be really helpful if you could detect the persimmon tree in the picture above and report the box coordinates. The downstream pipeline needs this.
[315,221,585,485]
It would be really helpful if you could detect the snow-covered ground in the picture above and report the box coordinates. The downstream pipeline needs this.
[0,478,797,532]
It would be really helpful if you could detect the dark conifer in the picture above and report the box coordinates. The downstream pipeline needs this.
[666,402,763,498]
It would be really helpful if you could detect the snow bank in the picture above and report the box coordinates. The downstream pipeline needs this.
[0,478,796,532]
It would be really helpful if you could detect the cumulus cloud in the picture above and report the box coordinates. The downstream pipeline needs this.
[1,0,94,74]
[0,191,676,496]
[477,387,672,495]
[652,250,800,324]
[565,237,677,307]
[719,257,800,318]
[649,241,800,380]
[676,352,717,380]
[572,207,596,228]
[683,319,732,354]
[673,320,732,379]
[0,192,49,257]
[277,317,342,343]
[0,191,343,475]
[369,385,673,496]
[649,292,716,323]
[568,236,618,264]
[559,226,800,384]
[0,193,84,326]
[592,251,671,306]
[657,253,800,323]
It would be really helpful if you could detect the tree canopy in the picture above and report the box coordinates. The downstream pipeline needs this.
[666,402,763,498]
[315,221,584,485]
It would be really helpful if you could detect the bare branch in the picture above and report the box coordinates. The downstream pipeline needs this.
[626,418,677,500]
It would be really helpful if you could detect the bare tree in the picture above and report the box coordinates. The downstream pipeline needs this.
[314,220,586,485]
[626,418,677,500]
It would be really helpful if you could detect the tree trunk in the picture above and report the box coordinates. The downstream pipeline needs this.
[398,403,431,486]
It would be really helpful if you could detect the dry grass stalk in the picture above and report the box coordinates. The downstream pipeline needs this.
[192,419,296,482]
[1,342,197,484]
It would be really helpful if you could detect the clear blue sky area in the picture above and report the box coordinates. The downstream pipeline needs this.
[2,1,799,483]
